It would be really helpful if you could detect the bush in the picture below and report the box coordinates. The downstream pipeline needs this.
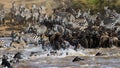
[70,0,120,13]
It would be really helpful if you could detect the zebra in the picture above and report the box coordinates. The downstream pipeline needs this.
[0,10,5,25]
[39,5,46,15]
[76,9,82,18]
[0,40,6,48]
[32,10,39,23]
[21,34,41,45]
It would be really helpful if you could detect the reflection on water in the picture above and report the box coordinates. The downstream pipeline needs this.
[0,37,120,68]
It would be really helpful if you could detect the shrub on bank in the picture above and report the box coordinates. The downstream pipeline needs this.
[70,0,120,14]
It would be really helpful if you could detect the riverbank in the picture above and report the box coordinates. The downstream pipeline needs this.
[0,24,24,37]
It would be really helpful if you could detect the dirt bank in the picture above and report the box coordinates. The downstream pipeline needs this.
[0,24,24,37]
[0,0,50,37]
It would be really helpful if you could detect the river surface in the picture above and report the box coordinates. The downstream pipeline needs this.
[0,37,120,68]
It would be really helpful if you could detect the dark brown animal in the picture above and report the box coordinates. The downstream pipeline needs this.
[99,33,109,47]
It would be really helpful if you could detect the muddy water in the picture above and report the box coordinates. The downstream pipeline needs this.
[0,37,120,68]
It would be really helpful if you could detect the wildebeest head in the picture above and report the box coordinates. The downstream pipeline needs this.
[1,55,13,68]
[13,52,22,59]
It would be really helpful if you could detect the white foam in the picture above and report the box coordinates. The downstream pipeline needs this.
[66,48,86,56]
[24,46,43,52]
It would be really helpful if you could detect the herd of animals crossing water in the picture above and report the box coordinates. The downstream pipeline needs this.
[0,1,120,68]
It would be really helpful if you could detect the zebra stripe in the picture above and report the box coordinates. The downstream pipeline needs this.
[0,40,6,47]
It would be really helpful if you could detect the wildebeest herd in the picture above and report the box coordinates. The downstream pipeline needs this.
[0,1,120,68]
[0,2,120,50]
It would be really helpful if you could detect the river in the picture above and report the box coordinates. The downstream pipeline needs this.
[0,37,120,68]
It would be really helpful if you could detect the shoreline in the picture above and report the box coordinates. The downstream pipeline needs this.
[0,24,24,37]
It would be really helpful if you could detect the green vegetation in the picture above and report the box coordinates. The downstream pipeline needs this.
[70,0,120,13]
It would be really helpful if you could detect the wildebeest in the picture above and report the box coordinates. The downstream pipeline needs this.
[72,56,84,62]
[99,32,109,47]
[1,55,13,68]
[13,52,22,63]
[10,35,26,48]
